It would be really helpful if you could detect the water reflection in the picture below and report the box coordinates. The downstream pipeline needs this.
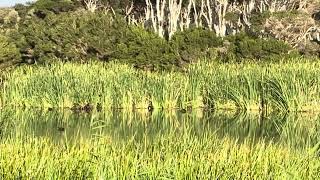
[0,108,319,149]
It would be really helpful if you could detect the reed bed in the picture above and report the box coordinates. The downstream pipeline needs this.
[1,136,319,179]
[1,108,319,150]
[1,108,320,178]
[1,57,320,112]
[0,109,320,150]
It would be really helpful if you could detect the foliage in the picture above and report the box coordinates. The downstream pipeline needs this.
[300,41,320,57]
[225,33,293,62]
[0,8,20,31]
[114,26,178,70]
[0,34,20,64]
[13,4,29,18]
[0,108,320,179]
[170,28,223,63]
[13,11,179,70]
[2,58,320,112]
[0,1,312,70]
[249,11,271,35]
[32,0,79,15]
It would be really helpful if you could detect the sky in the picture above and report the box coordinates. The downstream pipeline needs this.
[0,0,35,7]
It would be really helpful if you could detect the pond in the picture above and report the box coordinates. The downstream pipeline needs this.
[1,108,319,150]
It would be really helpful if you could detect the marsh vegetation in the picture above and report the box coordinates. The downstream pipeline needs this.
[2,59,320,112]
[1,0,320,178]
[0,108,320,179]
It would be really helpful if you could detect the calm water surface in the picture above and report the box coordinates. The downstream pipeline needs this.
[0,109,319,149]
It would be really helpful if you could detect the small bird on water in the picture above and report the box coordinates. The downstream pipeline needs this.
[148,103,154,112]
[57,127,65,132]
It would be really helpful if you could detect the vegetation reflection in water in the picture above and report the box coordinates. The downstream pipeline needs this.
[0,109,320,178]
[1,109,320,148]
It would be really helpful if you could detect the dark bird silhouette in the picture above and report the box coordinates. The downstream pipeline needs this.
[147,101,154,112]
[57,127,65,132]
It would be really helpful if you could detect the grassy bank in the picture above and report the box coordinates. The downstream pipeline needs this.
[1,58,320,112]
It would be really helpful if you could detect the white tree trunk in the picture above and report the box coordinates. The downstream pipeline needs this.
[84,0,98,13]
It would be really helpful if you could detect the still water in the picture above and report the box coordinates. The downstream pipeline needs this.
[0,108,319,149]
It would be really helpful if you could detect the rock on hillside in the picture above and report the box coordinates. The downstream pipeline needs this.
[264,0,320,56]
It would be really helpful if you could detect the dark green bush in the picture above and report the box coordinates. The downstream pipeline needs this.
[2,2,303,71]
[114,26,178,70]
[14,11,179,70]
[14,12,119,62]
[13,4,28,17]
[0,34,21,65]
[30,0,79,19]
[225,33,293,62]
[170,28,223,63]
[249,11,270,35]
[33,0,78,13]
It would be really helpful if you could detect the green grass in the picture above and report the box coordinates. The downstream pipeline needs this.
[1,129,319,179]
[1,108,319,149]
[1,57,320,112]
[1,107,320,179]
[2,58,320,178]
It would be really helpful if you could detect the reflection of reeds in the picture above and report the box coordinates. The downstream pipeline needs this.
[2,59,320,112]
[1,108,320,178]
[1,108,319,149]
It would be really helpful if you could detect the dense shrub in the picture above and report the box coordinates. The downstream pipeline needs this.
[0,34,20,64]
[33,0,78,13]
[299,41,320,57]
[249,11,271,36]
[224,33,293,62]
[0,9,20,31]
[13,4,29,18]
[170,28,223,63]
[1,1,306,71]
[114,26,178,70]
[9,9,297,69]
[15,11,107,62]
[14,11,178,70]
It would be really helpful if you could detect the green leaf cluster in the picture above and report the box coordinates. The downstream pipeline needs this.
[14,11,178,70]
[0,7,296,70]
[226,33,293,62]
[0,34,20,64]
[171,28,223,63]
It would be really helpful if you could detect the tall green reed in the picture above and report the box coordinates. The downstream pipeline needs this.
[2,58,320,112]
[1,108,320,179]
